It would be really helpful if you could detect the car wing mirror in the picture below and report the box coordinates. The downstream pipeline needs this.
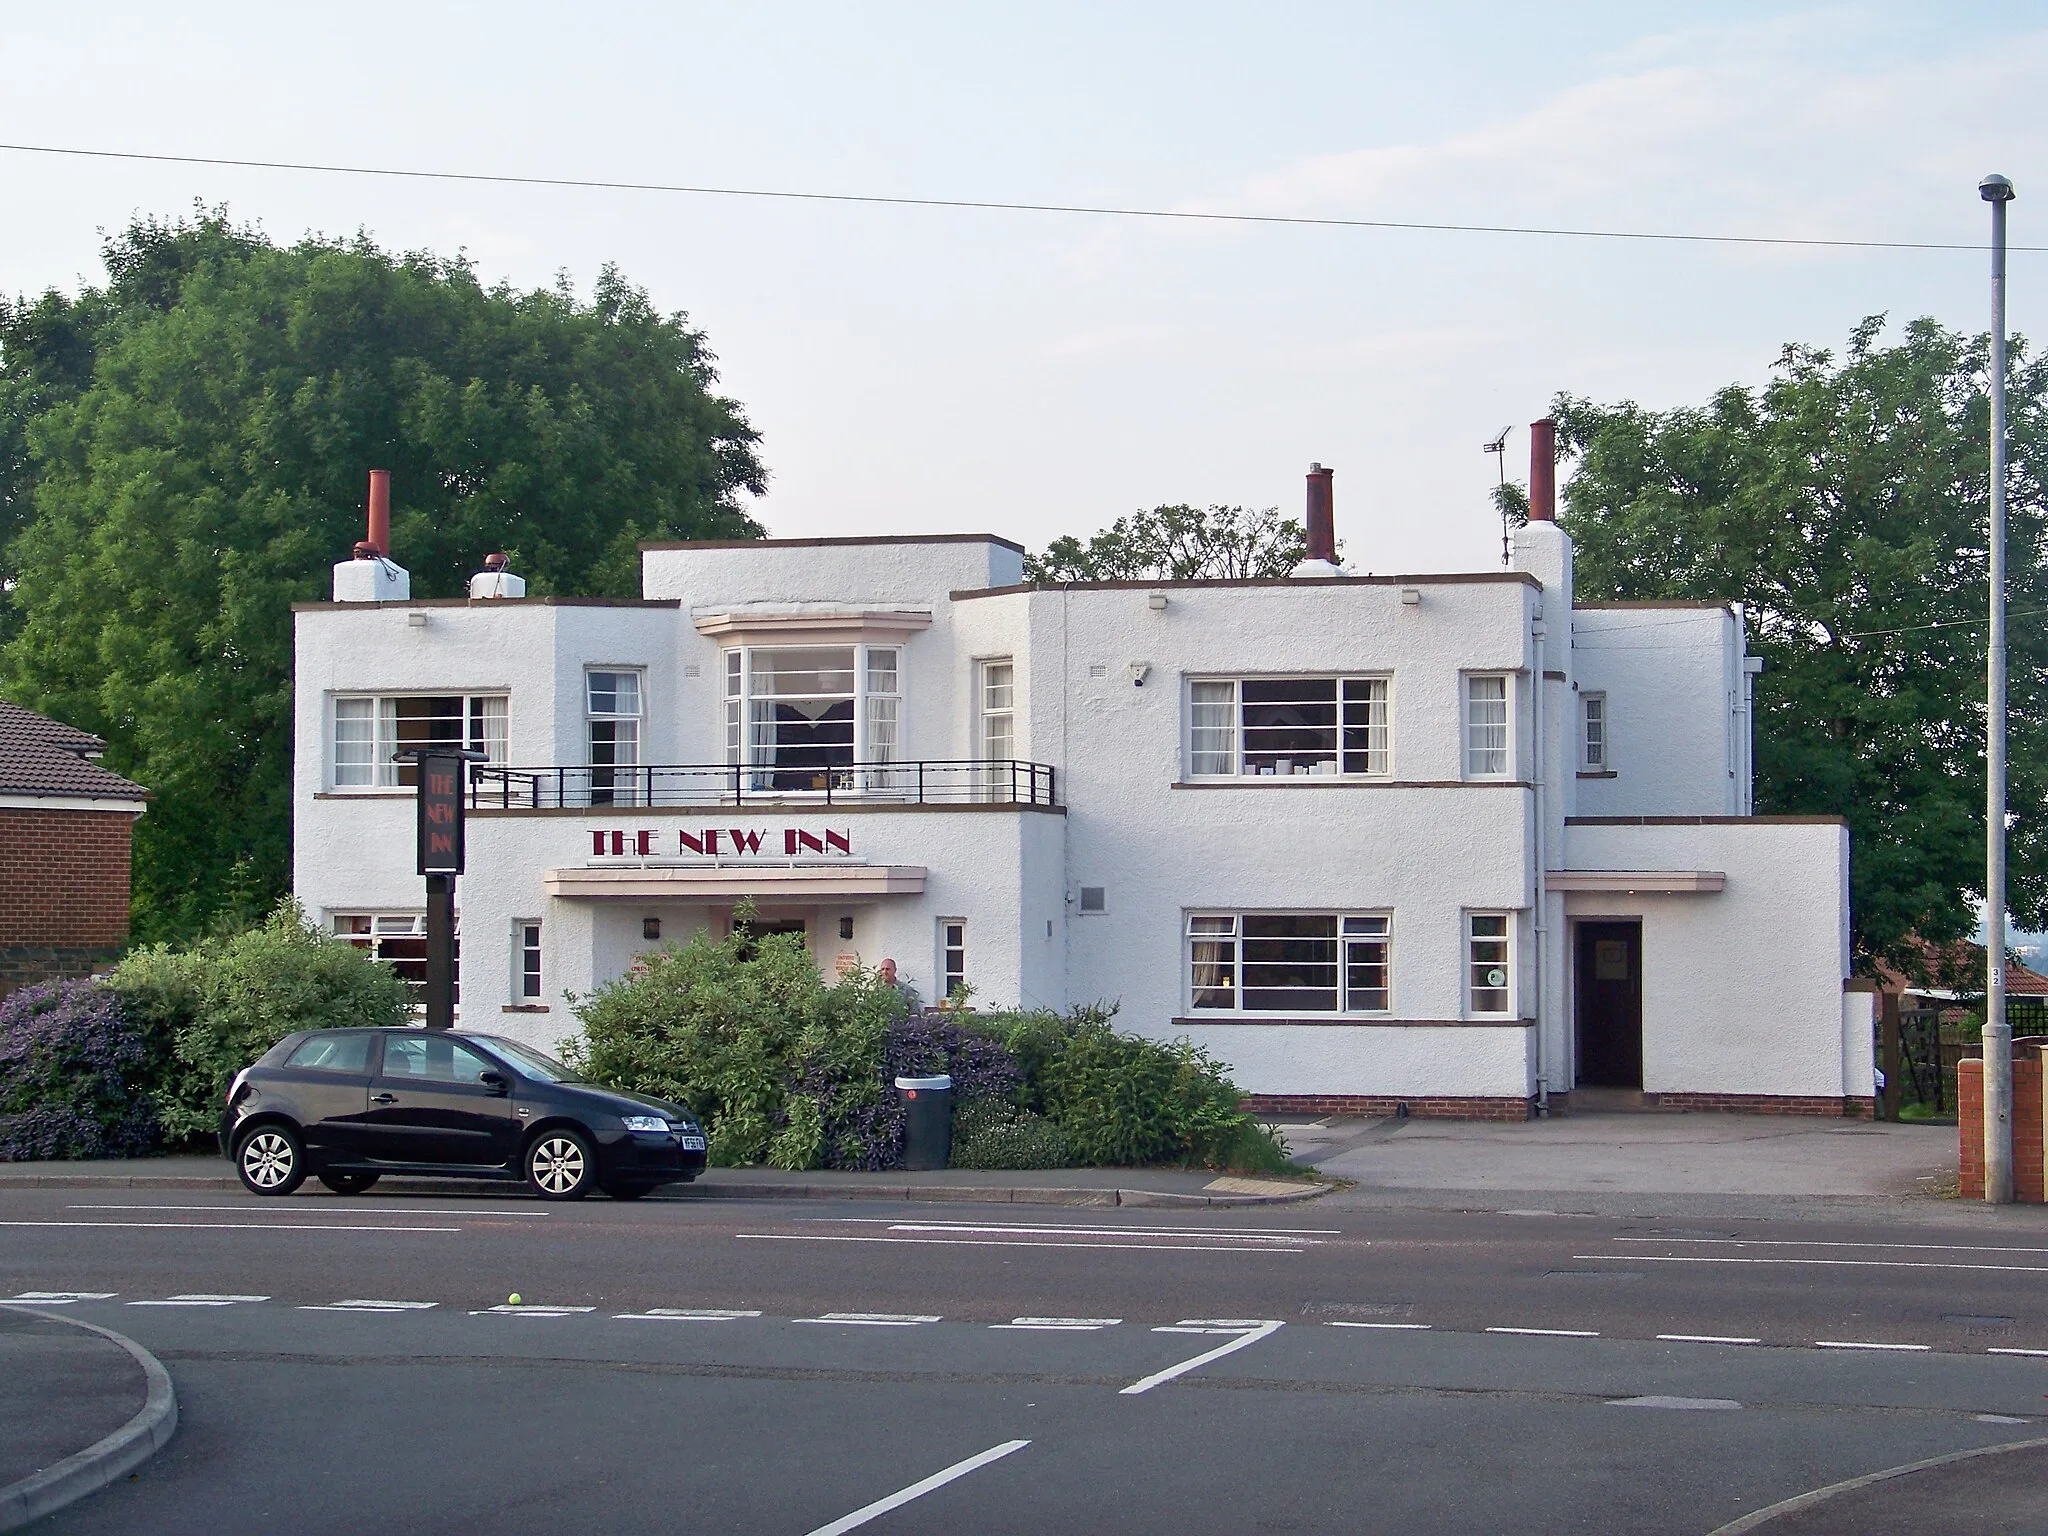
[479,1071,510,1096]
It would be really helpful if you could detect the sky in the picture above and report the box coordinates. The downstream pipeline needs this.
[3,2,2044,573]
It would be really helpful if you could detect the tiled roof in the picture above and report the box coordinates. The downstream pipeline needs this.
[0,700,150,801]
[1876,939,2048,999]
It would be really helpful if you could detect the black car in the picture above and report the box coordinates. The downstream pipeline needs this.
[219,1028,708,1201]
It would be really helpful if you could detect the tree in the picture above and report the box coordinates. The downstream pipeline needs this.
[1026,503,1309,581]
[1556,315,2048,965]
[0,210,766,941]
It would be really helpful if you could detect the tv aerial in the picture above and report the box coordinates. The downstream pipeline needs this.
[1483,425,1514,566]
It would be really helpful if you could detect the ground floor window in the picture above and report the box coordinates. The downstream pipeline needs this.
[1186,912,1391,1014]
[1466,912,1512,1016]
[334,913,460,1005]
[939,919,967,1003]
[516,921,543,1000]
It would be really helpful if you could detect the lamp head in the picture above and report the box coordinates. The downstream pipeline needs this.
[1980,173,2016,203]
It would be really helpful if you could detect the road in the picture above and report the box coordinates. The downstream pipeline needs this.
[4,1183,2046,1534]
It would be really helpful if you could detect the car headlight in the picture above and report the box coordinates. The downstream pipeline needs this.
[621,1115,671,1134]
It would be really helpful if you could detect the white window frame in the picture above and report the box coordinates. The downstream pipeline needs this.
[1465,911,1515,1018]
[515,920,543,1002]
[977,658,1016,761]
[1184,910,1393,1016]
[721,644,904,781]
[938,918,967,1003]
[330,693,507,791]
[332,911,461,1009]
[1183,675,1392,779]
[586,667,646,806]
[1581,691,1608,771]
[1462,673,1513,780]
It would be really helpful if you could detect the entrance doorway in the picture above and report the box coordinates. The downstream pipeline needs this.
[732,916,807,962]
[1575,921,1643,1089]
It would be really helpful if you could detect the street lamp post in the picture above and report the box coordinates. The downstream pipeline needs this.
[1981,171,2016,1205]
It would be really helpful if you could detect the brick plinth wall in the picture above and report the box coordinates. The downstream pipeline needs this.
[1240,1094,1535,1122]
[1642,1093,1877,1119]
[0,806,139,995]
[1958,1043,2047,1203]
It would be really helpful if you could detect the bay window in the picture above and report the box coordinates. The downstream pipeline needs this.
[723,644,902,789]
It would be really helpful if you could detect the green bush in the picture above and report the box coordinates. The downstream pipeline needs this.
[949,1100,1071,1169]
[111,900,413,1142]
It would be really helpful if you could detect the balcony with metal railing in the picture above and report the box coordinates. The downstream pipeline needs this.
[468,759,1060,811]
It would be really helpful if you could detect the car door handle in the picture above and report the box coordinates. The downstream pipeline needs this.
[371,1093,398,1104]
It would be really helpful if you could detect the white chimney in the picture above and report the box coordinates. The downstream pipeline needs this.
[468,552,526,600]
[331,470,411,601]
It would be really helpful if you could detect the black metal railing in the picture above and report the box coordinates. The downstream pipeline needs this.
[468,759,1059,810]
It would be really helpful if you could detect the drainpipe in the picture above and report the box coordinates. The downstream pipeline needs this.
[1532,612,1550,1117]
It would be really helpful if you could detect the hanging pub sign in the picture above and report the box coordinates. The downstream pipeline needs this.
[408,747,487,876]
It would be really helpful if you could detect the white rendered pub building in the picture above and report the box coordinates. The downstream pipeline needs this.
[294,438,1876,1119]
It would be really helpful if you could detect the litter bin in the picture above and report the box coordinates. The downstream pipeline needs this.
[895,1074,953,1171]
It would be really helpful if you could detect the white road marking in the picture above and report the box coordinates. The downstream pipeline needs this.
[814,1218,1341,1237]
[1657,1334,1762,1345]
[1608,1396,1742,1410]
[804,1439,1030,1536]
[1814,1340,1930,1352]
[1613,1236,2048,1256]
[0,1220,458,1233]
[1574,1252,2048,1275]
[129,1293,269,1307]
[298,1300,438,1312]
[795,1313,942,1327]
[614,1309,764,1322]
[1976,1414,2031,1424]
[1988,1347,2048,1358]
[1328,1321,1432,1330]
[1486,1327,1600,1338]
[473,1304,596,1317]
[5,1291,116,1304]
[992,1317,1121,1330]
[737,1234,1301,1256]
[67,1203,549,1218]
[1120,1320,1284,1395]
[864,1221,1326,1244]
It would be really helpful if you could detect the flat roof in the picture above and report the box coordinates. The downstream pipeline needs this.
[292,597,682,613]
[639,533,1028,555]
[1574,600,1736,611]
[950,571,1543,601]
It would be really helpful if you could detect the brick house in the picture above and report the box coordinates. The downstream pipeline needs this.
[0,701,150,993]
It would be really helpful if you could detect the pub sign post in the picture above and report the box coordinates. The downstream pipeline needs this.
[398,746,487,1030]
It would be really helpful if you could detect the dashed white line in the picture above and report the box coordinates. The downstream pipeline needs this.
[614,1308,763,1323]
[991,1317,1121,1331]
[298,1299,438,1313]
[1576,1252,2048,1275]
[804,1439,1030,1536]
[1486,1326,1600,1338]
[1328,1321,1432,1331]
[5,1291,116,1304]
[1657,1334,1762,1345]
[66,1203,550,1217]
[1613,1236,2048,1256]
[473,1304,596,1318]
[1121,1320,1284,1395]
[737,1233,1300,1255]
[795,1313,943,1327]
[0,1220,459,1233]
[1988,1347,2048,1358]
[1814,1340,1930,1352]
[814,1218,1341,1237]
[1608,1396,1742,1411]
[129,1293,269,1307]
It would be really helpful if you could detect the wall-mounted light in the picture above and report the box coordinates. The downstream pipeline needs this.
[839,915,855,940]
[1146,591,1169,611]
[642,917,662,941]
[1128,661,1152,687]
[407,611,429,628]
[1399,588,1422,607]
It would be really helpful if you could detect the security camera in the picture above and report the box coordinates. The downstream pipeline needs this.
[1129,661,1152,687]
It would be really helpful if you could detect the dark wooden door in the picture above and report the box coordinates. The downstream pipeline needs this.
[1575,921,1643,1088]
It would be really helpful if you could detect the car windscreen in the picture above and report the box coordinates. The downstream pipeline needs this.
[477,1037,585,1084]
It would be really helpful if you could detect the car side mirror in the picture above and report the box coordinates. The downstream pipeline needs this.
[479,1071,509,1096]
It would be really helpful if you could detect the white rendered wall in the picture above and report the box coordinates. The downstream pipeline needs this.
[1570,606,1745,817]
[1559,818,1852,1099]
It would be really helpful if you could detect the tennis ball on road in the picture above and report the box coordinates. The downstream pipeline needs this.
[507,1293,522,1307]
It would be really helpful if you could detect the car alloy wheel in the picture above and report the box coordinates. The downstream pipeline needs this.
[527,1132,592,1199]
[238,1127,305,1196]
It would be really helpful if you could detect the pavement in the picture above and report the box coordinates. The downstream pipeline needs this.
[0,1307,175,1532]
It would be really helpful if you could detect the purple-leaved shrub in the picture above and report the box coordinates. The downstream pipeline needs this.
[0,980,161,1161]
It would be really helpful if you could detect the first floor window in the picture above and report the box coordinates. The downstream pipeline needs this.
[588,669,644,806]
[331,694,507,788]
[1581,692,1608,770]
[1186,912,1392,1014]
[1467,913,1512,1015]
[1465,675,1510,778]
[334,913,461,1005]
[939,919,967,1002]
[1186,676,1390,777]
[724,644,903,788]
[517,921,543,1000]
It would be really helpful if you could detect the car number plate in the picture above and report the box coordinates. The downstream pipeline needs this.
[679,1134,707,1152]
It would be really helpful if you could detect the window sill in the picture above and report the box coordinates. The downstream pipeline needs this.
[1173,1015,1536,1029]
[1171,779,1533,790]
[315,790,414,799]
[1576,769,1619,779]
[502,1004,552,1013]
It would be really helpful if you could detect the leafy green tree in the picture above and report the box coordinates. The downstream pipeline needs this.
[1556,315,2048,964]
[0,210,765,939]
[1026,503,1309,581]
